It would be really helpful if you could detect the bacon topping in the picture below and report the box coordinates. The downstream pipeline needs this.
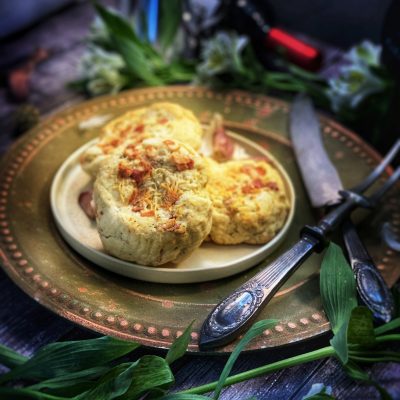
[78,190,96,220]
[159,218,186,233]
[134,124,144,133]
[140,209,155,217]
[118,162,151,185]
[171,152,194,171]
[163,139,179,151]
[242,179,279,194]
[212,114,234,162]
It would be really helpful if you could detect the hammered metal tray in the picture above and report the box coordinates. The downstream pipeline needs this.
[0,86,399,353]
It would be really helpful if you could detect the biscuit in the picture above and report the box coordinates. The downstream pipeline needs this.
[93,137,212,266]
[205,158,290,244]
[81,102,203,177]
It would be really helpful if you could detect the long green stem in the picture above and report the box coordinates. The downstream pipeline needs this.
[374,318,400,336]
[375,334,400,344]
[179,346,335,395]
[349,356,400,363]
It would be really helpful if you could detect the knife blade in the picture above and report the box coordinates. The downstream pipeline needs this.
[289,94,343,207]
[289,94,394,323]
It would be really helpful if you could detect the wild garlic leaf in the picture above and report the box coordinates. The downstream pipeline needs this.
[347,307,375,346]
[111,35,164,86]
[28,366,110,396]
[330,322,350,365]
[95,4,150,53]
[118,355,174,399]
[320,243,357,334]
[344,361,392,400]
[161,395,211,399]
[320,243,357,364]
[0,387,66,399]
[0,336,140,384]
[165,321,194,365]
[0,343,28,369]
[158,0,182,51]
[95,4,162,64]
[73,362,139,400]
[213,319,277,400]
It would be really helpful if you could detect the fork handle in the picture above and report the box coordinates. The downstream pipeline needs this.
[342,220,394,323]
[199,234,320,350]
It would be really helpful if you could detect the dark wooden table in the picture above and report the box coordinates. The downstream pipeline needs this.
[0,2,399,399]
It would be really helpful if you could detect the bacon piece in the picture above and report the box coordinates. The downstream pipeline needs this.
[134,124,144,133]
[78,190,96,220]
[130,169,148,185]
[265,181,279,191]
[160,218,185,233]
[211,114,234,162]
[140,209,155,217]
[163,139,179,151]
[118,164,135,179]
[241,179,279,194]
[171,152,194,171]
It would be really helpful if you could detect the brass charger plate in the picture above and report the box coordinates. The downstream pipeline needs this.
[0,86,399,354]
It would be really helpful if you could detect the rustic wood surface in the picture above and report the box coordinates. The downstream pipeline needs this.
[0,2,399,399]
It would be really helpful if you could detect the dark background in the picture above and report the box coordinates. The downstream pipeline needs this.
[0,0,393,47]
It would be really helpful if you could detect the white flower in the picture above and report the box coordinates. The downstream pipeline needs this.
[79,46,127,95]
[326,41,385,111]
[346,40,381,67]
[197,31,248,77]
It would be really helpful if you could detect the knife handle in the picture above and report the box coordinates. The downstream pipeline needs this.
[199,234,320,350]
[342,220,394,323]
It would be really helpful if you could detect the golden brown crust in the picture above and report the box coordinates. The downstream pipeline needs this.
[205,157,290,245]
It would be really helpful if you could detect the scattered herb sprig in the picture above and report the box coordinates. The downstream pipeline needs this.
[1,243,399,399]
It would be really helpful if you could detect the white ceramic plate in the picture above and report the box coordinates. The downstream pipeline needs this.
[50,131,295,284]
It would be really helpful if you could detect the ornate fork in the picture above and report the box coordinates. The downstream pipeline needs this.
[199,144,400,350]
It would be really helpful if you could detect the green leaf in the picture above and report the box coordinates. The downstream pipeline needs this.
[119,355,174,399]
[95,4,143,49]
[111,34,163,86]
[28,366,109,396]
[161,395,211,400]
[74,362,138,400]
[0,336,140,384]
[330,322,350,365]
[0,343,28,369]
[320,243,357,364]
[165,321,194,365]
[347,306,376,346]
[320,243,358,334]
[0,387,64,399]
[95,3,162,64]
[344,361,392,400]
[374,317,400,336]
[213,319,277,399]
[158,0,182,51]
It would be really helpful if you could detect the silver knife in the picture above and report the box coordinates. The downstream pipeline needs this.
[290,94,394,323]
